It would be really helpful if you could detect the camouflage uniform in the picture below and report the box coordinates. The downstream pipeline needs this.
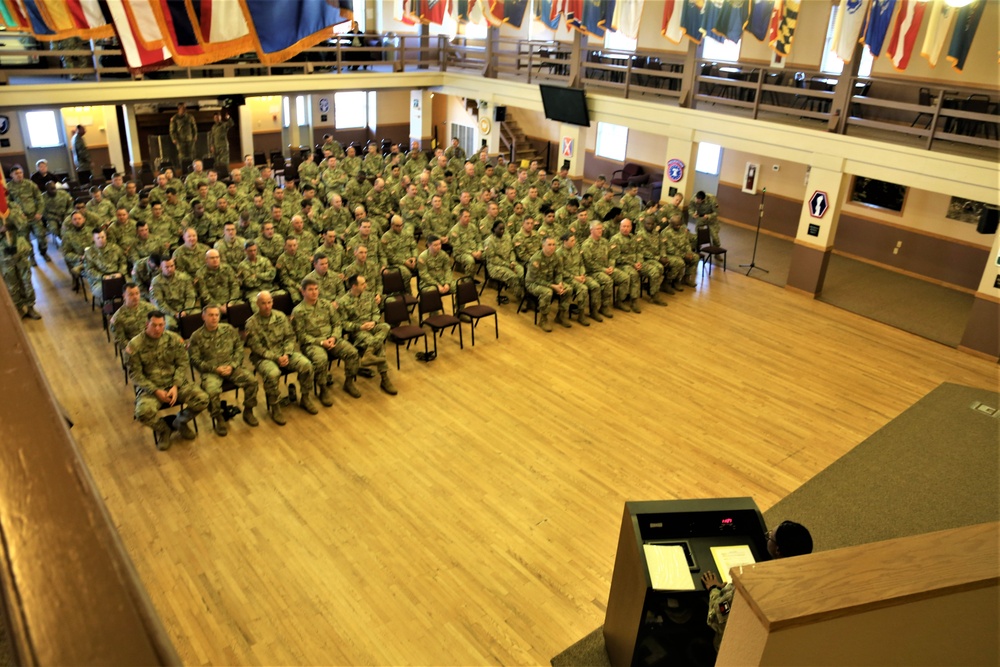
[172,242,211,278]
[341,257,383,296]
[416,248,454,293]
[512,229,541,265]
[169,110,199,167]
[103,182,127,206]
[690,194,721,247]
[421,207,452,240]
[196,264,241,307]
[150,271,198,330]
[275,251,312,303]
[581,235,624,314]
[619,192,643,220]
[291,298,359,392]
[7,177,47,256]
[380,227,418,286]
[106,220,138,261]
[127,330,208,439]
[237,255,279,309]
[526,249,571,326]
[255,233,285,265]
[557,244,600,319]
[609,231,644,306]
[131,260,159,301]
[320,206,351,235]
[448,222,483,277]
[43,188,73,238]
[637,225,668,295]
[0,232,35,313]
[399,194,426,229]
[83,242,127,301]
[73,131,91,175]
[661,224,699,285]
[110,300,157,351]
[209,117,234,166]
[61,221,90,278]
[483,233,523,298]
[188,322,259,420]
[304,268,346,301]
[214,236,247,267]
[336,290,389,373]
[245,309,314,407]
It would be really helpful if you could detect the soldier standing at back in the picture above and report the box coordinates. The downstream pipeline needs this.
[188,304,259,435]
[209,111,234,168]
[72,125,91,183]
[0,218,40,319]
[169,103,199,173]
[7,166,48,262]
[127,311,209,449]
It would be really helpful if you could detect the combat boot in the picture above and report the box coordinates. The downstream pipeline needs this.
[360,348,379,367]
[380,372,398,395]
[319,384,334,407]
[538,314,553,333]
[684,276,697,288]
[243,406,259,427]
[300,392,319,415]
[590,309,604,323]
[173,411,197,440]
[600,306,614,319]
[212,414,228,437]
[343,375,362,399]
[576,311,590,326]
[661,282,676,295]
[23,306,41,320]
[649,294,667,306]
[555,312,572,328]
[153,419,173,450]
[672,279,685,292]
[269,401,286,426]
[630,299,642,313]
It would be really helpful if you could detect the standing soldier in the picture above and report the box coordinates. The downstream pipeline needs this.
[127,311,209,449]
[525,236,572,333]
[0,217,40,319]
[188,304,260,436]
[209,111,234,169]
[7,166,48,262]
[72,125,91,183]
[169,103,199,172]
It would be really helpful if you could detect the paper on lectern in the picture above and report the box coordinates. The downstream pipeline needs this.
[710,545,756,584]
[643,544,695,591]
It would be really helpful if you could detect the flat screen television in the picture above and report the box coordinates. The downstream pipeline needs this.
[539,84,590,127]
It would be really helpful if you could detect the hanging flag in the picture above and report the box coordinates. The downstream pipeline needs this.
[563,0,584,30]
[863,0,896,57]
[577,0,611,38]
[713,0,748,43]
[189,0,253,58]
[483,0,503,25]
[610,0,642,39]
[946,0,985,72]
[419,0,447,24]
[745,0,772,41]
[831,0,869,63]
[919,0,955,67]
[536,0,560,29]
[766,0,782,44]
[662,0,683,42]
[680,0,705,44]
[104,0,172,72]
[14,0,114,39]
[885,0,925,70]
[240,0,353,64]
[149,0,207,62]
[769,0,799,57]
[453,0,478,22]
[702,0,726,43]
[64,1,116,39]
[394,0,418,25]
[17,0,57,37]
[503,0,529,27]
[0,0,30,30]
[0,164,9,222]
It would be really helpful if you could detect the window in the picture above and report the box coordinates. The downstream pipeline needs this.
[24,110,61,148]
[367,91,377,132]
[821,5,873,76]
[604,29,636,52]
[702,38,740,63]
[334,91,368,129]
[595,122,628,162]
[282,95,307,128]
[695,142,722,175]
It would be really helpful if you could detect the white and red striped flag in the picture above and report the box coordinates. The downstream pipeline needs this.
[886,0,926,70]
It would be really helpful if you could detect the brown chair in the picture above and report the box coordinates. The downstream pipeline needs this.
[226,302,253,333]
[418,289,463,355]
[384,297,428,369]
[610,163,644,192]
[271,292,294,316]
[453,278,498,346]
[696,225,727,275]
[382,267,418,313]
[97,275,126,341]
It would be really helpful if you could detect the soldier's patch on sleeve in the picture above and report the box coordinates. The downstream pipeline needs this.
[532,261,539,268]
[719,600,731,616]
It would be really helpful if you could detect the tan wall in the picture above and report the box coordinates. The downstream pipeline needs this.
[720,149,809,200]
[626,129,668,168]
[785,1,832,69]
[246,95,283,134]
[377,90,413,125]
[61,105,111,150]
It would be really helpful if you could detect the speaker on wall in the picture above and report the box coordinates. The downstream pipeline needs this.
[978,207,999,235]
[494,106,507,122]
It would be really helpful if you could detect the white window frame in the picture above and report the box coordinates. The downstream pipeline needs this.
[604,30,636,52]
[367,91,378,132]
[282,95,308,129]
[820,5,873,77]
[24,110,61,148]
[595,122,628,162]
[702,37,740,63]
[695,143,722,175]
[334,91,368,130]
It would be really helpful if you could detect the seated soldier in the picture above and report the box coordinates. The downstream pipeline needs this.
[291,277,359,406]
[556,233,599,326]
[525,236,572,333]
[483,220,524,302]
[126,310,208,449]
[150,256,198,331]
[245,291,318,424]
[448,208,483,278]
[172,228,210,277]
[214,221,247,267]
[82,228,127,302]
[195,249,241,315]
[131,253,161,301]
[188,304,260,435]
[336,275,397,396]
[61,210,90,283]
[416,235,455,295]
[381,214,418,291]
[690,190,721,247]
[304,251,346,301]
[580,221,620,319]
[275,236,312,304]
[110,281,156,352]
[661,213,699,290]
[341,243,383,297]
[237,240,280,309]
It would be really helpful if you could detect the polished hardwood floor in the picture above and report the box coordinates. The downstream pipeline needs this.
[22,251,997,666]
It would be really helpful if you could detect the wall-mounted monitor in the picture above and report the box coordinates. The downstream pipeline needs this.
[539,84,590,127]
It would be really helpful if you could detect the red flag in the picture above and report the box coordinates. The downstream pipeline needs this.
[420,0,447,24]
[886,0,926,70]
[0,166,9,221]
[105,0,173,73]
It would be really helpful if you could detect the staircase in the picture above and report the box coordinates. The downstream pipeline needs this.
[499,112,545,168]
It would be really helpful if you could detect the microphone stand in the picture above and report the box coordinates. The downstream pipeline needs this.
[740,187,769,276]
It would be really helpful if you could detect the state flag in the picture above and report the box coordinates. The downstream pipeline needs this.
[419,0,447,24]
[579,0,612,38]
[503,0,529,27]
[17,0,57,37]
[394,0,418,25]
[831,0,869,63]
[611,0,643,40]
[946,0,985,72]
[680,0,705,44]
[702,0,726,43]
[886,0,925,70]
[0,0,30,30]
[769,0,799,56]
[713,0,749,44]
[662,0,683,42]
[105,0,172,72]
[240,0,353,64]
[919,0,955,67]
[536,0,561,29]
[863,0,896,57]
[745,0,773,41]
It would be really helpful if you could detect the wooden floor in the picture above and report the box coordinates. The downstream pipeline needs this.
[23,251,997,666]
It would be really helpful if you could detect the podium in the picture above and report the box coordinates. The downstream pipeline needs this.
[603,498,769,666]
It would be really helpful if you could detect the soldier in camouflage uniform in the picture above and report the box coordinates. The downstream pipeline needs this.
[188,304,259,435]
[557,233,600,325]
[72,125,91,181]
[619,184,643,220]
[365,178,394,222]
[399,184,427,230]
[83,228,127,302]
[291,278,354,405]
[42,182,73,240]
[131,254,160,302]
[106,207,138,262]
[341,243,383,297]
[172,228,211,277]
[483,220,523,302]
[61,211,90,283]
[690,190,721,247]
[127,311,208,449]
[195,249,241,314]
[304,252,346,302]
[7,166,48,261]
[336,274,397,396]
[214,222,247,267]
[150,257,197,330]
[103,173,127,206]
[661,214,699,289]
[340,145,362,179]
[276,237,312,304]
[638,215,675,295]
[580,221,620,319]
[421,195,452,242]
[611,218,664,310]
[110,282,157,351]
[118,181,140,215]
[448,209,483,277]
[526,236,572,332]
[416,236,454,295]
[131,221,168,267]
[209,112,234,167]
[246,291,318,424]
[512,217,541,265]
[254,222,285,266]
[362,143,384,178]
[381,215,418,289]
[0,220,40,319]
[169,103,199,171]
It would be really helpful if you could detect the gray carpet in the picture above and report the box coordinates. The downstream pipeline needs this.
[551,382,1000,666]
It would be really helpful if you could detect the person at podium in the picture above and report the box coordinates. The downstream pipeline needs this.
[700,520,813,651]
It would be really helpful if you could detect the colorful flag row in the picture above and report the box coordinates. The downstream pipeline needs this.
[0,0,354,72]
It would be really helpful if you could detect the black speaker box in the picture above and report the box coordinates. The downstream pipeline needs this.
[494,106,507,122]
[978,207,999,235]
